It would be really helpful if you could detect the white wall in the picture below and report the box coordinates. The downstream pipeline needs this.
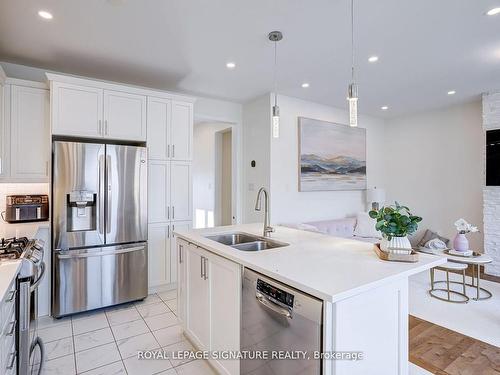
[269,95,387,224]
[242,94,272,223]
[193,122,232,228]
[194,96,242,125]
[384,101,484,250]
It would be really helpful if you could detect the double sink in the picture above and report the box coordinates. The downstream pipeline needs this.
[205,232,289,252]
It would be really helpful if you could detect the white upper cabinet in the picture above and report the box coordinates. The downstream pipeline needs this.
[10,85,50,180]
[171,101,193,161]
[51,81,103,138]
[0,83,8,178]
[170,162,192,222]
[147,97,171,159]
[104,90,146,141]
[48,74,193,144]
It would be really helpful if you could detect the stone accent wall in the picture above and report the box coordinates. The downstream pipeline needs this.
[483,92,500,130]
[483,92,500,276]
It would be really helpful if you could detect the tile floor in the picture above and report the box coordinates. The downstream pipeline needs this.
[34,290,216,375]
[33,286,444,375]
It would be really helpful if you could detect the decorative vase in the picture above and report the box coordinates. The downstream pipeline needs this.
[453,233,469,252]
[380,235,412,251]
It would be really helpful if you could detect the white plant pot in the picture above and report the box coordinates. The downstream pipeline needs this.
[380,236,412,251]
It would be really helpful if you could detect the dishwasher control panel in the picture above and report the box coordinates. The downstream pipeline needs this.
[256,278,294,309]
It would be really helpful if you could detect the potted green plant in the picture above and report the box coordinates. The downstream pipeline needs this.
[369,202,422,252]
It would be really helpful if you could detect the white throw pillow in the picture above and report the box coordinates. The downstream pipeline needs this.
[353,212,381,238]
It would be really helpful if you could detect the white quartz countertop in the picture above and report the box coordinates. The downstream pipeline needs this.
[0,260,21,301]
[175,223,447,303]
[0,221,49,239]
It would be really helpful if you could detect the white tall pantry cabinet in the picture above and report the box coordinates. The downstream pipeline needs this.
[45,73,194,291]
[147,96,193,291]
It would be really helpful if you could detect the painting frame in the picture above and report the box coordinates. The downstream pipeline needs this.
[298,117,367,192]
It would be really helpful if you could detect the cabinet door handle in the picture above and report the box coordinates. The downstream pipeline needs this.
[203,257,208,280]
[6,320,16,336]
[105,120,108,135]
[172,206,175,219]
[167,145,170,158]
[99,120,102,135]
[172,145,175,158]
[200,256,204,278]
[167,225,170,239]
[6,351,16,370]
[179,245,183,264]
[167,206,170,220]
[6,290,16,302]
[0,156,2,174]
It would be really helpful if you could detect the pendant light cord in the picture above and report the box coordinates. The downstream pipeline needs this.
[351,0,355,82]
[274,40,278,106]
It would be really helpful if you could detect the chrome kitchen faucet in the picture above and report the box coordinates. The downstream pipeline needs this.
[255,187,274,237]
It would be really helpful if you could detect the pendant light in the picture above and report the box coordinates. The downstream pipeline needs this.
[269,30,283,138]
[347,0,358,127]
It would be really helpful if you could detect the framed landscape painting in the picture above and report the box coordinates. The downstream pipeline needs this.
[298,117,366,191]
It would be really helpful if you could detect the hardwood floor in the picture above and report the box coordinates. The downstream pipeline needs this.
[409,315,500,374]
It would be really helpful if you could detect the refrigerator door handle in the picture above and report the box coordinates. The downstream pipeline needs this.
[98,153,105,238]
[106,154,112,234]
[56,245,146,259]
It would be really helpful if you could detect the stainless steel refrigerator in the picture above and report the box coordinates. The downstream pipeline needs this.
[51,141,148,317]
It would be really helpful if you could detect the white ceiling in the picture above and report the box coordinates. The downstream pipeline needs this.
[0,0,499,118]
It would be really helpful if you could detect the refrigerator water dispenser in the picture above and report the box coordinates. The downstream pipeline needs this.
[67,191,97,232]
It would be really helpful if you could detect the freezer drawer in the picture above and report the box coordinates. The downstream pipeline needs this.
[52,243,148,317]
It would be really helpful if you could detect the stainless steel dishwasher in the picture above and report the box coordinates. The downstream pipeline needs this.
[241,268,323,375]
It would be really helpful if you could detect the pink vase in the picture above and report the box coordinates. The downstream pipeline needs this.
[453,233,469,252]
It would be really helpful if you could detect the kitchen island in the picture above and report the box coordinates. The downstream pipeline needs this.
[174,223,446,375]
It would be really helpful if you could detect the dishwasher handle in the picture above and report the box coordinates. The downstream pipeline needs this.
[256,292,292,319]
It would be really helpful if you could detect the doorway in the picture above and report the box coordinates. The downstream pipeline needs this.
[193,122,234,228]
[215,128,232,226]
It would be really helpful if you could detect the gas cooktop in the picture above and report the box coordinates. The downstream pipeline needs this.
[0,237,30,260]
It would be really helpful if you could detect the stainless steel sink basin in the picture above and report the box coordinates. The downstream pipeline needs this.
[231,240,288,251]
[205,232,260,246]
[205,232,289,251]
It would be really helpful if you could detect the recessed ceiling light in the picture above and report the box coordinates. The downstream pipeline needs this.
[447,90,456,95]
[487,7,500,15]
[381,106,388,110]
[226,62,236,69]
[38,10,53,20]
[301,83,310,88]
[368,56,379,63]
